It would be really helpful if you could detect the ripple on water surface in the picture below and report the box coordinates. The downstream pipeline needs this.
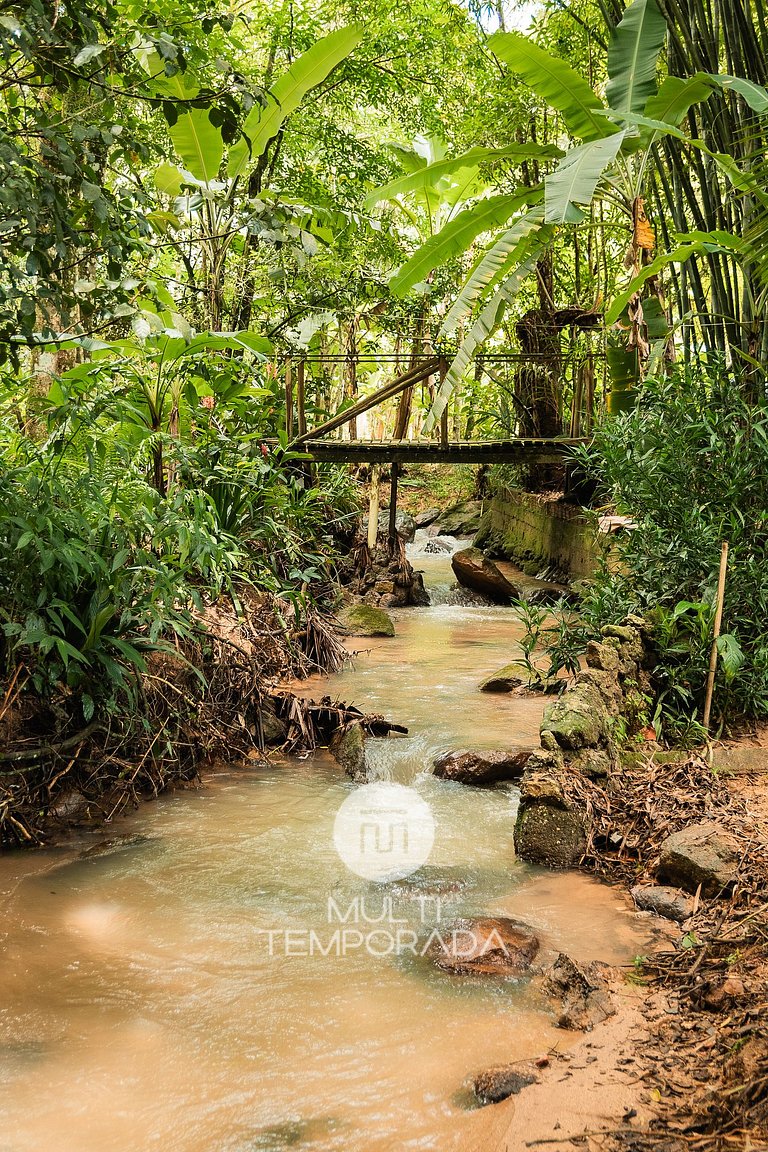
[0,576,652,1152]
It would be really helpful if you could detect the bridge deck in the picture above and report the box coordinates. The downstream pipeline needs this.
[284,437,583,465]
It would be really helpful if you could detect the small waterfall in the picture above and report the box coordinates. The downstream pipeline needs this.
[406,530,494,606]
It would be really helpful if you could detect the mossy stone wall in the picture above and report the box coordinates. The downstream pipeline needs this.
[474,488,604,579]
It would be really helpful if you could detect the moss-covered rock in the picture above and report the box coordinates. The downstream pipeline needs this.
[329,722,368,781]
[478,661,529,693]
[337,604,395,637]
[435,499,484,537]
[540,683,610,750]
[514,802,588,867]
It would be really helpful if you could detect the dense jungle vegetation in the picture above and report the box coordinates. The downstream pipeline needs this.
[2,0,768,840]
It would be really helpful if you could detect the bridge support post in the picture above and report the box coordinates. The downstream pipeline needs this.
[388,461,399,554]
[367,466,381,552]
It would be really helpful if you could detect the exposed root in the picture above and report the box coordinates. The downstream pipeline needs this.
[0,589,353,848]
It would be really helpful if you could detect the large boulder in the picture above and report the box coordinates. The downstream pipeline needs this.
[435,499,484,537]
[329,722,368,782]
[473,1065,537,1105]
[656,821,740,897]
[513,759,589,867]
[433,748,531,786]
[426,916,539,976]
[631,884,694,923]
[514,802,588,867]
[452,548,519,604]
[540,682,611,750]
[337,604,395,637]
[414,507,441,529]
[542,953,616,1031]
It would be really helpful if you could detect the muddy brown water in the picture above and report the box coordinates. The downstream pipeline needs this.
[0,543,650,1152]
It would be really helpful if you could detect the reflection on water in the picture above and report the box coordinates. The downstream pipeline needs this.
[0,557,648,1152]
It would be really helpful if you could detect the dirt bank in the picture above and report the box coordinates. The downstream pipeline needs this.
[471,739,768,1151]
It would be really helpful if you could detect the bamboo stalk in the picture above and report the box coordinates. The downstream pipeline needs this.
[703,541,730,731]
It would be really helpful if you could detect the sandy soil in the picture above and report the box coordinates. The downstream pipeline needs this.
[466,737,768,1152]
[466,986,656,1152]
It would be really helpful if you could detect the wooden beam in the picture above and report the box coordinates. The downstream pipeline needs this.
[439,355,449,448]
[291,358,440,447]
[284,362,293,440]
[388,461,399,553]
[297,359,306,437]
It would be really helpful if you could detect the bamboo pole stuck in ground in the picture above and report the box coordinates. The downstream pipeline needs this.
[367,466,381,552]
[703,541,730,731]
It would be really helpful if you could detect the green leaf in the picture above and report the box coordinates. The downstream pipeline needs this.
[154,162,186,196]
[73,44,107,67]
[544,131,626,224]
[365,144,563,207]
[605,233,743,324]
[489,30,612,142]
[644,74,715,126]
[167,108,224,183]
[706,74,768,114]
[228,26,363,180]
[423,251,542,434]
[439,209,546,335]
[716,633,744,682]
[389,192,535,296]
[606,0,667,116]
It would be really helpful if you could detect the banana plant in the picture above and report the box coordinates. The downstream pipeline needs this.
[371,0,768,431]
[60,312,272,494]
[136,27,363,331]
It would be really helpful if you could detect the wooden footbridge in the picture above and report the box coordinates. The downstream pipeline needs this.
[271,354,584,465]
[266,352,587,548]
[292,436,579,466]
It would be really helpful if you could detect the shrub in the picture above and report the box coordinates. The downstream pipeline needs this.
[573,366,768,731]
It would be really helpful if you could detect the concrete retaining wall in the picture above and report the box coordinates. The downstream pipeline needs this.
[474,488,603,579]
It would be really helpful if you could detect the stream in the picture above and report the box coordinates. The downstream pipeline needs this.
[0,538,650,1152]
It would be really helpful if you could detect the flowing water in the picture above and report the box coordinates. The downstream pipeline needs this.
[0,541,650,1152]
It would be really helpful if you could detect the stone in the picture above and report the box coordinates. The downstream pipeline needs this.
[395,510,416,542]
[433,748,531,786]
[414,507,441,529]
[478,662,529,693]
[540,682,610,750]
[542,953,616,1031]
[568,748,613,780]
[426,916,539,976]
[656,821,740,896]
[329,722,368,782]
[80,834,158,860]
[451,547,519,604]
[631,884,694,923]
[514,802,587,867]
[703,975,746,1011]
[585,639,620,674]
[259,701,287,745]
[473,1065,537,1105]
[337,604,395,637]
[436,499,485,537]
[49,790,88,821]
